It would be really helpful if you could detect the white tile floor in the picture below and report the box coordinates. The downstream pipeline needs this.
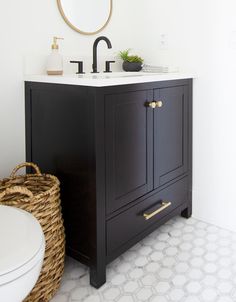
[51,216,236,302]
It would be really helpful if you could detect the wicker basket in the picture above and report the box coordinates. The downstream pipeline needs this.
[0,162,65,302]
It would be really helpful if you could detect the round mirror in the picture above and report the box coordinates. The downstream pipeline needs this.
[57,0,112,35]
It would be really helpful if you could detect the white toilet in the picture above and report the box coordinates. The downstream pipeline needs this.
[0,205,45,302]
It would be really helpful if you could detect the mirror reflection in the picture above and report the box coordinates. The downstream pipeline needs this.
[57,0,112,35]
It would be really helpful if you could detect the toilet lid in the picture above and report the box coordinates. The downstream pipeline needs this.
[0,205,44,276]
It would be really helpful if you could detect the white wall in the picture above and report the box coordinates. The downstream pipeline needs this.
[0,0,143,177]
[1,0,236,231]
[138,0,236,232]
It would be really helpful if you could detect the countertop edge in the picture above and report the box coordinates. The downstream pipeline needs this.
[24,73,195,87]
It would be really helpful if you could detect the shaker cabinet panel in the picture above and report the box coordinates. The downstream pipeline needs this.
[154,86,188,188]
[105,90,153,214]
[107,177,188,255]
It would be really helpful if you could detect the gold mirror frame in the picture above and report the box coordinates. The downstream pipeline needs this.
[57,0,112,35]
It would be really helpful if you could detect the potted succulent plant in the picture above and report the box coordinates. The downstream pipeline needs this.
[118,49,144,72]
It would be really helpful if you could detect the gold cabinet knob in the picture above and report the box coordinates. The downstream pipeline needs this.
[156,101,163,108]
[147,101,163,109]
[148,101,156,109]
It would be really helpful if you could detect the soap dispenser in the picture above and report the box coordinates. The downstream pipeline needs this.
[47,37,64,75]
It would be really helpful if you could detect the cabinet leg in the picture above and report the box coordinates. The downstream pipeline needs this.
[90,265,106,288]
[181,205,192,219]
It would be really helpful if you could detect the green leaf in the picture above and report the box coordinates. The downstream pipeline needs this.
[118,49,144,63]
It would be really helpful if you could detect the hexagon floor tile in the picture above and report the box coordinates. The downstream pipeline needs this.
[51,216,236,302]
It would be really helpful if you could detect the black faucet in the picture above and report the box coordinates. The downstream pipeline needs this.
[92,36,112,73]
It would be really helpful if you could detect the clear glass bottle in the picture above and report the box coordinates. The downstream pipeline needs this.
[47,37,64,75]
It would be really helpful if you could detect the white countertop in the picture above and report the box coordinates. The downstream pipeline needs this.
[24,72,194,87]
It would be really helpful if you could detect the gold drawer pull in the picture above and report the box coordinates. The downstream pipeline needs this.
[143,201,171,220]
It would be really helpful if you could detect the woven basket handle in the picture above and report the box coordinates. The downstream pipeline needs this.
[10,162,42,177]
[0,186,33,201]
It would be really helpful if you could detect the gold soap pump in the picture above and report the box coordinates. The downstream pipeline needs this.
[47,37,64,75]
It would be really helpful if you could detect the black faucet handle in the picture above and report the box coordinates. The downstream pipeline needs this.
[70,61,85,74]
[104,61,115,73]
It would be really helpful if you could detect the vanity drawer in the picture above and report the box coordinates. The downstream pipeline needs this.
[106,177,188,255]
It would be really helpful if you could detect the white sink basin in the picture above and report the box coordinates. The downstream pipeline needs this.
[78,72,147,79]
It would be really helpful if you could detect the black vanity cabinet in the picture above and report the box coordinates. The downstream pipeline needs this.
[25,78,192,288]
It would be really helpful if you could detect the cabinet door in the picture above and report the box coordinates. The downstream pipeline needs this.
[154,86,188,188]
[105,90,153,214]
